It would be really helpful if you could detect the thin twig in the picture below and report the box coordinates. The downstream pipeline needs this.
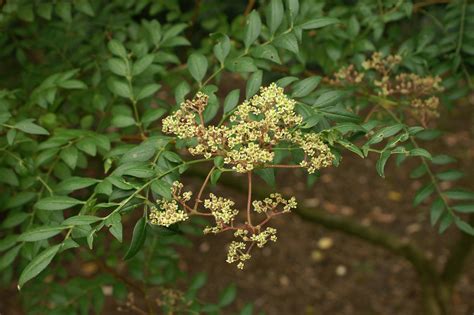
[247,171,252,226]
[193,166,216,211]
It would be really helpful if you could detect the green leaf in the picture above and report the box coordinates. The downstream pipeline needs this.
[18,244,61,289]
[37,3,53,20]
[0,244,22,271]
[2,212,29,228]
[415,129,442,140]
[273,32,299,54]
[301,114,321,129]
[18,226,67,242]
[366,124,404,145]
[58,80,86,89]
[55,2,72,22]
[108,58,128,77]
[452,204,474,213]
[244,11,262,49]
[137,84,161,100]
[133,54,155,76]
[430,197,444,226]
[409,148,432,159]
[246,71,263,99]
[436,170,464,181]
[314,90,345,107]
[432,155,456,165]
[218,284,237,307]
[151,179,172,199]
[266,0,284,34]
[286,0,299,22]
[35,196,83,211]
[445,189,474,200]
[227,57,257,73]
[413,183,434,206]
[347,16,360,37]
[275,76,298,87]
[213,35,231,65]
[210,169,222,186]
[0,167,19,186]
[376,151,391,177]
[175,81,191,105]
[108,40,127,58]
[17,4,34,22]
[121,142,157,163]
[189,272,207,291]
[74,0,95,16]
[455,218,474,235]
[239,304,254,315]
[337,139,364,158]
[122,166,155,178]
[300,17,340,30]
[60,145,78,169]
[15,120,49,135]
[107,78,133,99]
[163,150,182,163]
[188,53,208,83]
[5,192,36,209]
[63,215,102,225]
[112,115,136,128]
[56,177,98,193]
[76,138,97,156]
[107,213,123,242]
[124,217,147,260]
[291,76,321,98]
[252,44,281,64]
[410,164,427,179]
[7,129,16,145]
[223,89,240,114]
[438,212,453,234]
[0,235,18,252]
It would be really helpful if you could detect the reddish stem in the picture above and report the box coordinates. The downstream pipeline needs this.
[247,171,253,227]
[265,164,303,169]
[193,166,216,211]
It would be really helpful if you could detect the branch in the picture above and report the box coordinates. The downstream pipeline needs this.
[244,0,256,16]
[412,0,451,13]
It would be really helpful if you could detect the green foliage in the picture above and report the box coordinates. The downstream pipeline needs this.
[0,0,473,313]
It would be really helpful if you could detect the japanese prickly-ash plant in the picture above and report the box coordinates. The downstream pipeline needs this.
[0,0,473,314]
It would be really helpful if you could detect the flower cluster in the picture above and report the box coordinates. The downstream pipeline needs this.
[328,52,444,126]
[154,84,336,269]
[362,52,402,75]
[149,181,192,227]
[204,193,239,229]
[410,96,440,123]
[252,193,297,214]
[162,83,334,173]
[226,227,278,269]
[291,132,335,173]
[326,64,364,86]
[149,179,298,269]
[226,241,251,270]
[149,200,188,227]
